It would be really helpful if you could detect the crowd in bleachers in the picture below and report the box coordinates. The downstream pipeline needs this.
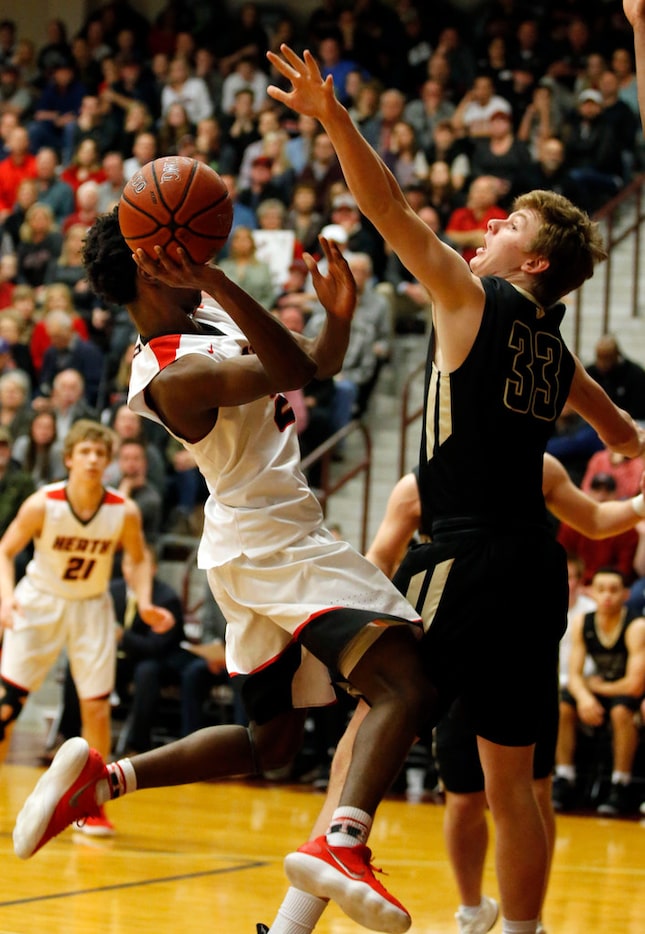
[2,0,645,788]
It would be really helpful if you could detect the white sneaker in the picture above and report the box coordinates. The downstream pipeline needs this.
[455,896,499,934]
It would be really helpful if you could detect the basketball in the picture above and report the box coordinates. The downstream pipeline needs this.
[118,157,233,264]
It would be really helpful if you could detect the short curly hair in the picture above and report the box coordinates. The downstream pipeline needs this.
[82,206,138,306]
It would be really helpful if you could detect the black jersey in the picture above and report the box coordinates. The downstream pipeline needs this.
[583,608,635,682]
[418,276,576,530]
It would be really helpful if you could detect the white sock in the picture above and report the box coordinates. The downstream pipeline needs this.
[458,898,486,917]
[611,771,631,785]
[267,888,328,934]
[326,807,372,847]
[555,764,576,782]
[502,919,538,933]
[99,759,137,802]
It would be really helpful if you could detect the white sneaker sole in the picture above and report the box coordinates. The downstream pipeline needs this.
[284,850,411,934]
[13,737,90,859]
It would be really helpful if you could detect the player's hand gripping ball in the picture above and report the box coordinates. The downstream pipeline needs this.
[119,156,233,263]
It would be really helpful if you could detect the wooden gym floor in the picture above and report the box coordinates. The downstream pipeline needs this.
[0,760,644,934]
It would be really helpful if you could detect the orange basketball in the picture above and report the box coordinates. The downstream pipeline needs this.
[118,157,233,263]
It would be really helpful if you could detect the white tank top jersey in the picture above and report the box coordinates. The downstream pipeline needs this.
[25,481,127,599]
[128,295,325,568]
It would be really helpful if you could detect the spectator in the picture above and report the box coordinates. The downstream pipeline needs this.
[561,88,624,214]
[236,108,286,189]
[369,87,407,159]
[104,403,167,499]
[452,73,513,139]
[115,99,154,161]
[218,88,259,176]
[237,154,289,214]
[123,130,157,181]
[101,51,159,130]
[217,172,257,245]
[33,147,75,224]
[285,113,320,176]
[217,225,276,311]
[445,175,508,265]
[112,547,190,754]
[46,222,96,314]
[2,177,39,251]
[111,438,163,545]
[69,93,116,156]
[61,179,101,235]
[37,309,105,408]
[157,101,195,157]
[160,56,213,126]
[60,137,106,194]
[510,135,583,204]
[425,118,471,192]
[383,119,429,190]
[12,409,66,488]
[314,33,364,107]
[32,368,97,441]
[553,567,645,816]
[35,19,72,81]
[15,202,63,298]
[0,308,34,383]
[327,190,383,276]
[29,283,89,377]
[0,109,18,160]
[295,131,345,214]
[598,69,639,181]
[0,253,16,308]
[0,125,37,223]
[468,106,531,206]
[611,46,640,120]
[285,181,324,256]
[27,57,86,163]
[557,473,640,586]
[0,424,35,536]
[0,369,32,439]
[586,333,645,421]
[220,54,270,117]
[425,160,460,230]
[0,62,33,120]
[178,586,245,736]
[403,79,456,152]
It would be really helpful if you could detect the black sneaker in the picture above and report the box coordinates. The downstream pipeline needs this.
[256,925,269,934]
[552,775,577,812]
[597,782,634,816]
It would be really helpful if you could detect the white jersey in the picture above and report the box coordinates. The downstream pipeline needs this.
[128,295,324,568]
[25,481,127,599]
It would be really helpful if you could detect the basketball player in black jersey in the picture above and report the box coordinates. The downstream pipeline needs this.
[267,46,645,934]
[556,567,645,816]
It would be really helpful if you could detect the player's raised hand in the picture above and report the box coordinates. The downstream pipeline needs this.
[133,245,210,290]
[267,46,337,121]
[307,237,356,323]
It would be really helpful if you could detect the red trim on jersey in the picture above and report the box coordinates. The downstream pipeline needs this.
[103,490,125,505]
[149,334,182,370]
[46,487,67,500]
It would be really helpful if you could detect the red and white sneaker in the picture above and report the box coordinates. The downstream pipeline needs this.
[13,737,109,859]
[74,805,115,837]
[284,836,411,934]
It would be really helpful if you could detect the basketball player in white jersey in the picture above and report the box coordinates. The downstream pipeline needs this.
[13,211,436,934]
[0,419,174,834]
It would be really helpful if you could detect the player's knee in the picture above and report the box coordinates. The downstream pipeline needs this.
[0,679,28,740]
[249,712,306,775]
